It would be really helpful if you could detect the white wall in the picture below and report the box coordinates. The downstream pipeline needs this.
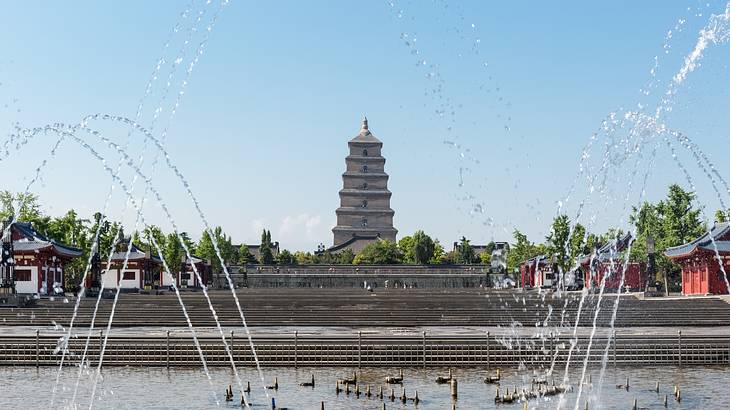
[179,271,195,288]
[101,268,140,289]
[14,266,38,294]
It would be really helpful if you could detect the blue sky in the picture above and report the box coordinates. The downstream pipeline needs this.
[1,1,729,251]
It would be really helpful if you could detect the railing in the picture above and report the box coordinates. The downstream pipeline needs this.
[230,264,490,275]
[1,331,727,367]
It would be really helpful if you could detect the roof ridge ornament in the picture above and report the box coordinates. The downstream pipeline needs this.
[361,115,368,133]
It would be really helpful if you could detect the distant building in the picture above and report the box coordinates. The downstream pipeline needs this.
[451,242,491,257]
[179,256,212,288]
[520,255,552,288]
[237,242,280,262]
[103,243,162,290]
[3,222,82,295]
[329,117,397,253]
[450,242,508,260]
[579,233,646,292]
[665,222,730,295]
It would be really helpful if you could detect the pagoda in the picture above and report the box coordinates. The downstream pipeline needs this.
[330,117,397,253]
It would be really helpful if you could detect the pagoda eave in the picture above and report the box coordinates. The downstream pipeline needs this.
[335,207,395,215]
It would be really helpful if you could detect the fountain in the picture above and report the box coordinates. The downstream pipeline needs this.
[1,1,730,409]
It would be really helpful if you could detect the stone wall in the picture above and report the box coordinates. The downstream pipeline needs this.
[214,264,490,288]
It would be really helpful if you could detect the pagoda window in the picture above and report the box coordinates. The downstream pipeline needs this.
[363,149,368,157]
[362,200,368,208]
[362,218,368,227]
[123,271,136,280]
[363,182,368,190]
[363,165,368,173]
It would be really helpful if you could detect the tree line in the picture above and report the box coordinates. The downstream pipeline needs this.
[0,183,714,289]
[504,184,710,290]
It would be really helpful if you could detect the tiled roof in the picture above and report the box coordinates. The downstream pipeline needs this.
[14,241,53,252]
[186,255,206,264]
[12,222,82,257]
[578,233,633,265]
[700,241,730,253]
[111,243,161,263]
[325,234,380,253]
[522,255,548,266]
[664,222,730,258]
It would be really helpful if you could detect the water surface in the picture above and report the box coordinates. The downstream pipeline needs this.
[1,365,725,409]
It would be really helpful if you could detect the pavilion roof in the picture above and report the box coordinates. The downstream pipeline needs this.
[111,243,161,264]
[12,222,82,258]
[596,232,633,262]
[186,255,206,265]
[522,254,548,267]
[578,233,633,266]
[664,222,730,259]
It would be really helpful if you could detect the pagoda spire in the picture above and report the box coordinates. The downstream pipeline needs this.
[361,115,368,132]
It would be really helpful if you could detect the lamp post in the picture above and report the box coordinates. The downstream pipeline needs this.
[551,253,562,292]
[1,219,15,294]
[90,250,101,296]
[143,251,152,291]
[179,254,187,289]
[646,235,656,292]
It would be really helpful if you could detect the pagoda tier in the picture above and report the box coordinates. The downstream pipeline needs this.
[330,118,397,252]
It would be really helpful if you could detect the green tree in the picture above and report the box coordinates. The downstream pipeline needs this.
[353,239,402,264]
[277,249,296,265]
[397,235,415,263]
[47,210,88,247]
[585,233,602,253]
[412,230,436,264]
[217,230,235,266]
[197,229,219,280]
[314,251,335,264]
[454,236,475,264]
[163,232,183,273]
[398,231,436,264]
[569,223,587,262]
[294,251,315,264]
[46,210,90,285]
[506,230,541,273]
[480,251,491,265]
[239,244,256,264]
[89,213,119,258]
[140,225,166,253]
[546,215,571,273]
[630,184,706,286]
[716,209,728,223]
[429,240,446,264]
[179,231,196,255]
[337,248,355,264]
[0,191,46,225]
[661,184,705,245]
[258,229,275,264]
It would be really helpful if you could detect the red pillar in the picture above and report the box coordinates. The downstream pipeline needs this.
[37,258,43,293]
